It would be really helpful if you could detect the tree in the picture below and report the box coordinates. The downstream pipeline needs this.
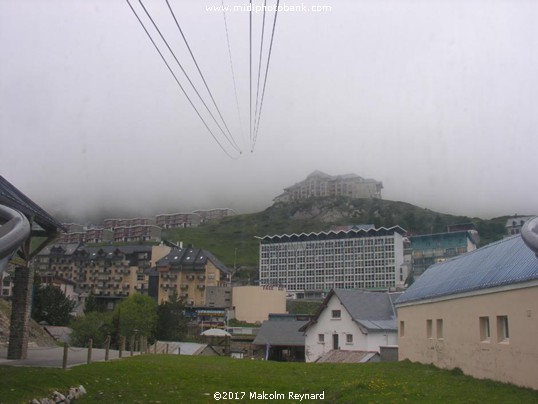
[83,291,106,314]
[31,284,76,326]
[155,292,188,341]
[70,311,114,347]
[114,294,157,340]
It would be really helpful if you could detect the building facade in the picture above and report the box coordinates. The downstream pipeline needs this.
[396,228,538,391]
[113,225,162,242]
[156,212,202,229]
[505,216,533,236]
[103,217,156,229]
[232,286,287,323]
[300,289,400,363]
[192,208,236,222]
[153,246,231,306]
[409,230,478,278]
[32,244,170,308]
[258,226,406,298]
[273,171,383,203]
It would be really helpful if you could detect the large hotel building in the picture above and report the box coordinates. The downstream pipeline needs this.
[258,226,406,298]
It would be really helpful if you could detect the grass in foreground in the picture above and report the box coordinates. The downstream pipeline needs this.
[1,355,537,403]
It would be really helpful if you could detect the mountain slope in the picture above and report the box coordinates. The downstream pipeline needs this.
[163,196,509,268]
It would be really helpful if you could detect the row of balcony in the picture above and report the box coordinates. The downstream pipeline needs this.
[160,284,206,290]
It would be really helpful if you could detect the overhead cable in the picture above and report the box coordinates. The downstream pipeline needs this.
[253,0,280,148]
[126,0,238,159]
[137,0,241,153]
[253,0,267,146]
[165,0,241,152]
[221,0,245,146]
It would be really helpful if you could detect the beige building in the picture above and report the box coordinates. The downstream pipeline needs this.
[154,246,230,306]
[156,212,202,228]
[273,170,383,203]
[232,286,287,324]
[396,223,538,390]
[33,244,171,308]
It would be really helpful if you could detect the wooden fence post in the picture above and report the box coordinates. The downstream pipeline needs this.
[87,338,93,365]
[62,343,68,369]
[119,335,125,358]
[130,335,135,357]
[105,335,110,361]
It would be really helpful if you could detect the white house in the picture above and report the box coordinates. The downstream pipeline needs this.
[300,289,401,363]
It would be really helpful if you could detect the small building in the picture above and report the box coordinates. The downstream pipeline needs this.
[300,289,401,363]
[232,286,287,324]
[505,216,533,236]
[253,314,309,361]
[396,218,538,391]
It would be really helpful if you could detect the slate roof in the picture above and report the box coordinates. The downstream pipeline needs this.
[316,350,378,363]
[301,289,401,332]
[253,320,308,346]
[396,234,538,305]
[0,176,65,233]
[156,247,230,273]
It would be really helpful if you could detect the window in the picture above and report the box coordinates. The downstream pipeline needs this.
[497,315,509,342]
[426,319,433,338]
[479,316,490,342]
[436,319,443,339]
[318,334,324,343]
[331,310,341,319]
[399,321,405,337]
[346,334,353,344]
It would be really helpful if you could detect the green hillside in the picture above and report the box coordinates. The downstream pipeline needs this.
[163,196,509,268]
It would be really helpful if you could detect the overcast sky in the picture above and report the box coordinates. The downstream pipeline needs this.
[1,0,537,221]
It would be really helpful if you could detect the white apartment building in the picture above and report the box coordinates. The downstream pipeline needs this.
[257,226,406,298]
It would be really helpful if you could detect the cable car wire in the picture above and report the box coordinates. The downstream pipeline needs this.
[253,0,280,148]
[253,0,267,145]
[221,0,245,146]
[165,0,241,152]
[126,0,238,159]
[137,0,240,153]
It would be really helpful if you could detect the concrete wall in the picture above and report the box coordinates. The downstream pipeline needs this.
[232,286,286,324]
[303,294,397,363]
[397,284,538,390]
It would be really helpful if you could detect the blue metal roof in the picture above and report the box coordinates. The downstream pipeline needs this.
[396,235,538,305]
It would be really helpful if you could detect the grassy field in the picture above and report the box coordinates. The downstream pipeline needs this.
[1,355,537,403]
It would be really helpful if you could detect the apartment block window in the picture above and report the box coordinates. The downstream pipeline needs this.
[497,315,509,342]
[331,310,341,319]
[318,334,324,343]
[399,321,405,337]
[436,319,444,339]
[346,334,353,344]
[426,319,433,338]
[479,316,490,342]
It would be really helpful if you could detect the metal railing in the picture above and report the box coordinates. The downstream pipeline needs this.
[0,204,30,273]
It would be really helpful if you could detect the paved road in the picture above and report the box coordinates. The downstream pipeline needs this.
[0,346,140,368]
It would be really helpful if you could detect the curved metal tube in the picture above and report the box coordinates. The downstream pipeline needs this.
[0,204,31,273]
[521,216,538,257]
